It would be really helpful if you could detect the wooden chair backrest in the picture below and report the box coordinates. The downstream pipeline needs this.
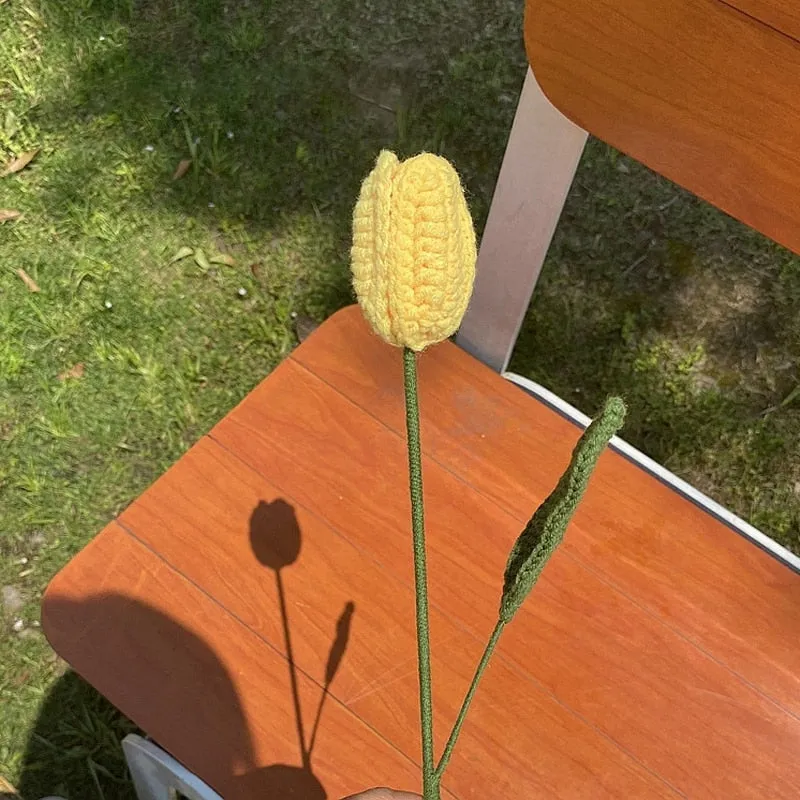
[525,0,800,254]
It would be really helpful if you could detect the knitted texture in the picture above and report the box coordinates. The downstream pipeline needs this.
[499,397,627,623]
[351,150,477,351]
[403,348,438,799]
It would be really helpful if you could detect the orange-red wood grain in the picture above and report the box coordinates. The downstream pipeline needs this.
[213,323,800,797]
[117,438,675,798]
[42,524,419,800]
[44,307,800,798]
[524,0,800,255]
[723,0,800,41]
[293,308,800,720]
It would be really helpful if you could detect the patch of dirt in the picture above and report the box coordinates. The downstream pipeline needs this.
[27,530,46,550]
[348,55,426,136]
[1,585,24,615]
[672,268,757,331]
[668,268,787,402]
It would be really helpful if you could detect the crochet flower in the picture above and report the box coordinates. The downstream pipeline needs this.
[351,150,477,351]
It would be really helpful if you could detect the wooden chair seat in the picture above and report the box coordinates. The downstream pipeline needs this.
[43,306,800,799]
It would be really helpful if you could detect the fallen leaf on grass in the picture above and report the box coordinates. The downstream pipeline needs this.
[58,363,85,381]
[48,653,70,677]
[2,148,39,177]
[249,262,262,278]
[169,246,194,263]
[4,109,18,136]
[172,158,192,180]
[0,209,22,222]
[194,249,211,270]
[210,252,235,266]
[16,268,40,292]
[12,669,31,689]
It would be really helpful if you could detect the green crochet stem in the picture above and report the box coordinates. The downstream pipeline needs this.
[403,348,438,800]
[435,618,505,780]
[401,344,624,794]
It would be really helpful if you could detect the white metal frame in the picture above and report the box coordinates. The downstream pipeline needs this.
[122,735,222,800]
[456,68,587,373]
[459,67,799,573]
[505,372,800,572]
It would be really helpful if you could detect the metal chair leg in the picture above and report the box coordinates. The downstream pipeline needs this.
[456,66,587,373]
[122,735,223,800]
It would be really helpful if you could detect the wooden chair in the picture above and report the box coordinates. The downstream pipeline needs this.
[42,1,800,798]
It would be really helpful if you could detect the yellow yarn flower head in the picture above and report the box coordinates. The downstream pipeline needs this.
[351,150,477,351]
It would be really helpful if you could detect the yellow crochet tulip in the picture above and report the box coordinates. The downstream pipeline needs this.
[351,150,477,351]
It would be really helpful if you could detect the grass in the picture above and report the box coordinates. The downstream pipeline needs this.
[1,0,799,796]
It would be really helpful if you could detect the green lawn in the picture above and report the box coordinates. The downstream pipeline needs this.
[2,0,799,796]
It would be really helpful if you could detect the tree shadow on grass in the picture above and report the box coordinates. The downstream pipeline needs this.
[10,0,527,355]
[26,0,800,540]
[13,671,138,800]
[34,0,526,250]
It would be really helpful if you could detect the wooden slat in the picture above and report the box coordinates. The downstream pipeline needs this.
[723,0,800,41]
[41,523,419,800]
[118,437,677,799]
[293,308,800,718]
[206,319,800,797]
[524,0,800,255]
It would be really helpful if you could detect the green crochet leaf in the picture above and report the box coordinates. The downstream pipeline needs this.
[499,396,627,624]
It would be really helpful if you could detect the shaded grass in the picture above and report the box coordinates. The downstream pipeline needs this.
[1,0,799,795]
[12,672,137,800]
